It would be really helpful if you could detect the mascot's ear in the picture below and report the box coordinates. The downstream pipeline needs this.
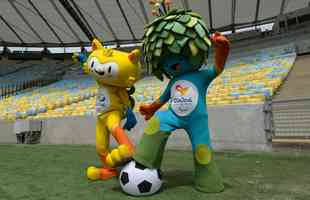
[91,39,103,51]
[128,49,141,64]
[105,48,113,57]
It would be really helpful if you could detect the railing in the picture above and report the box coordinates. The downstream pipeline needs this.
[264,97,310,140]
[0,75,63,100]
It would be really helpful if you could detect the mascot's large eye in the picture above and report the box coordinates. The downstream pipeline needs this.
[88,57,99,69]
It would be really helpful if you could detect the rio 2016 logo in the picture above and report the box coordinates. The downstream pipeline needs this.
[175,85,189,96]
[171,80,198,117]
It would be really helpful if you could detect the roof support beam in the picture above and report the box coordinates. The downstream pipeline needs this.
[69,0,97,37]
[208,0,214,31]
[182,0,190,10]
[8,0,44,43]
[94,0,118,41]
[116,0,136,40]
[280,0,287,15]
[59,0,94,41]
[0,39,142,48]
[0,15,24,44]
[254,0,261,28]
[138,0,149,24]
[231,0,236,32]
[28,0,63,44]
[216,16,276,32]
[49,0,82,42]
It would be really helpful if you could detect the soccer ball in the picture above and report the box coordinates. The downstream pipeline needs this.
[119,160,162,196]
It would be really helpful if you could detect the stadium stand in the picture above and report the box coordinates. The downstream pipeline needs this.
[0,44,297,121]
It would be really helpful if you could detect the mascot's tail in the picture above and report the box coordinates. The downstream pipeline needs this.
[127,86,136,109]
[123,86,137,131]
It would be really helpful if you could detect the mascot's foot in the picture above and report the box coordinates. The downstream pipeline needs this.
[105,144,133,168]
[87,166,117,180]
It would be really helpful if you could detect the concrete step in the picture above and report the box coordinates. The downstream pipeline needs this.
[273,54,310,100]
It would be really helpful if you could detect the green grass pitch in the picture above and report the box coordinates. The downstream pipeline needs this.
[0,145,309,200]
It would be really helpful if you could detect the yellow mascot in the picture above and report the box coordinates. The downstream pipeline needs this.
[83,39,141,180]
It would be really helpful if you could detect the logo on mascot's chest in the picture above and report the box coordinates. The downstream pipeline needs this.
[171,80,198,116]
[96,88,110,114]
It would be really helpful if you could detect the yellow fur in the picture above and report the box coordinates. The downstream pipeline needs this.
[86,39,140,177]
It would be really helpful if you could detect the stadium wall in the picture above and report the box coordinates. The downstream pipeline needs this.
[35,103,270,151]
[0,121,15,143]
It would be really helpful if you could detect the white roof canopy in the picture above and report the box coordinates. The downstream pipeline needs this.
[0,0,309,47]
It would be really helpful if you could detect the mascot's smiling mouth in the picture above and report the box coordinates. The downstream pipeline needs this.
[94,69,105,76]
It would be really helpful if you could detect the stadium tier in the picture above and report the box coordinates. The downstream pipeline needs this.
[207,45,296,105]
[0,45,296,121]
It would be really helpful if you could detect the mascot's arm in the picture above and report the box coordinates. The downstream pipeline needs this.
[118,89,137,131]
[139,99,165,120]
[139,82,171,120]
[211,32,230,75]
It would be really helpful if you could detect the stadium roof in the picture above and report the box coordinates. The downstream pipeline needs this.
[0,0,309,48]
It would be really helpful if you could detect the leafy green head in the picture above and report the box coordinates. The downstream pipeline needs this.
[143,9,212,80]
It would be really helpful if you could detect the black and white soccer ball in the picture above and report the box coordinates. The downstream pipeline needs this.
[119,160,162,196]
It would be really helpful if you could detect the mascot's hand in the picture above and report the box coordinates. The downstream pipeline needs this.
[211,32,230,74]
[123,108,137,131]
[140,100,164,120]
[211,32,230,48]
[139,104,156,120]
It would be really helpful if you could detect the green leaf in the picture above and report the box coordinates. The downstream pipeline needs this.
[168,42,181,54]
[145,43,150,52]
[165,15,177,20]
[156,21,168,32]
[159,30,169,38]
[178,15,191,23]
[150,42,156,51]
[164,34,175,45]
[177,37,189,48]
[185,29,197,38]
[195,23,206,38]
[203,36,212,47]
[145,26,154,37]
[155,39,163,48]
[172,22,186,34]
[186,17,198,28]
[189,12,202,19]
[154,48,162,57]
[198,19,208,31]
[195,37,208,51]
[146,16,165,28]
[150,33,158,42]
[189,40,199,56]
[164,22,175,30]
[167,9,178,15]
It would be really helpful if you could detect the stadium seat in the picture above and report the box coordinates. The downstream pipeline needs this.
[0,45,296,121]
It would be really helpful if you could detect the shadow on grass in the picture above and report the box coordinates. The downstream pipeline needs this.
[111,169,233,193]
[163,170,193,189]
[109,170,193,194]
[164,170,233,190]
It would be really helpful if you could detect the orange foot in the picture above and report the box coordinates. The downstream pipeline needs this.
[87,166,118,180]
